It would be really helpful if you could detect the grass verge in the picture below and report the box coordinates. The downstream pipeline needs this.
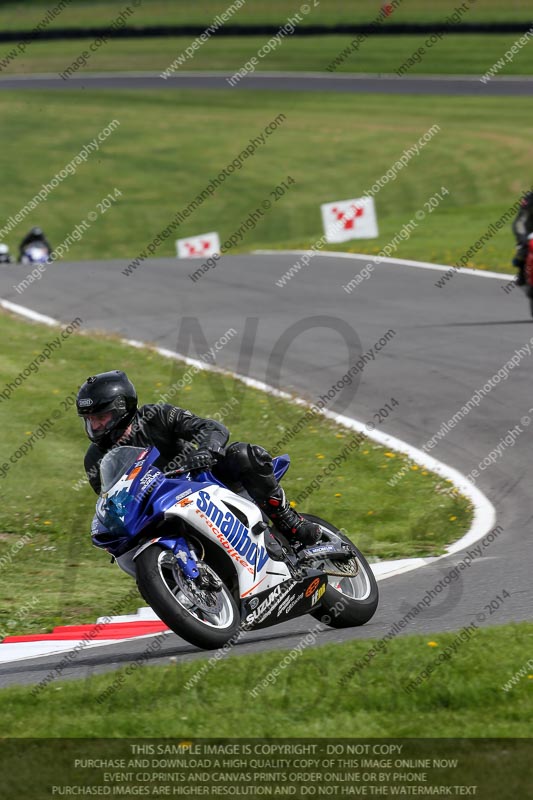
[2,622,532,737]
[0,0,531,32]
[2,34,533,77]
[0,90,529,272]
[0,309,472,636]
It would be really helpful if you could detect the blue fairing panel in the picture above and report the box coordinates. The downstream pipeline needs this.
[273,455,290,480]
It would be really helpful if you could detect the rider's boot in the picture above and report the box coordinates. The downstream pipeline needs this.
[259,487,322,547]
[516,267,526,286]
[513,251,526,285]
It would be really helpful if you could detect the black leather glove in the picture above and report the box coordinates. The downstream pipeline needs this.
[178,448,216,473]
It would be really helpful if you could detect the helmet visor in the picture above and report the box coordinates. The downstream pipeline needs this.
[79,397,128,444]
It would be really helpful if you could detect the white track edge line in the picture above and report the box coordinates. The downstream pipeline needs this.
[0,630,173,664]
[254,249,512,280]
[1,299,60,325]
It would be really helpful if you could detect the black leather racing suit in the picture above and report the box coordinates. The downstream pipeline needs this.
[512,200,533,280]
[84,402,319,544]
[84,403,229,495]
[83,402,281,503]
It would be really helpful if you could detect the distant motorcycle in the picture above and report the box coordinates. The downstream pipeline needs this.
[91,445,379,650]
[20,243,50,265]
[524,233,533,318]
[0,244,12,264]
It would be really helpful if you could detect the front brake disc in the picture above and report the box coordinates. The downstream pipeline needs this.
[172,563,224,614]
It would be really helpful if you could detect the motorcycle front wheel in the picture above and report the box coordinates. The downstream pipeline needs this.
[303,514,379,628]
[136,544,240,650]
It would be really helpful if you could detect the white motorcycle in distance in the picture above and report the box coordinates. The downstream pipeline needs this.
[0,244,12,264]
[91,446,379,650]
[20,242,50,266]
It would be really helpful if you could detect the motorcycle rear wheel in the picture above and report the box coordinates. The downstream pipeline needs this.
[304,514,379,628]
[136,544,241,650]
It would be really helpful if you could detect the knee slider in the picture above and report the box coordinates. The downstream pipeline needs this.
[223,441,276,496]
[248,444,273,474]
[224,442,274,479]
[224,441,250,469]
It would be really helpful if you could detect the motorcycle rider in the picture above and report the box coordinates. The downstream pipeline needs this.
[18,227,52,262]
[76,370,322,546]
[512,191,533,285]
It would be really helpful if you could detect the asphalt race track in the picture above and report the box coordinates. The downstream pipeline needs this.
[1,71,533,96]
[0,253,531,687]
[1,66,531,689]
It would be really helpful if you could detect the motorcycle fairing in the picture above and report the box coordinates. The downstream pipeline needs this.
[165,483,292,598]
[241,572,328,631]
[93,446,292,597]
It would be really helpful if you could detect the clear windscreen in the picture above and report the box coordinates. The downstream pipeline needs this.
[99,446,147,494]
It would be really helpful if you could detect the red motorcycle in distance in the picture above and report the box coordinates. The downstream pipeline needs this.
[524,233,533,318]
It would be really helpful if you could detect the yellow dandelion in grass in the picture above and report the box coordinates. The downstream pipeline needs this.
[289,500,297,508]
[315,454,325,459]
[309,428,318,432]
[449,516,457,521]
[384,452,395,458]
[411,465,419,471]
[422,470,429,475]
[362,450,369,455]
[52,389,60,394]
[334,493,342,497]
[528,675,533,680]
[184,386,192,391]
[427,641,438,648]
[335,434,344,439]
[155,381,162,387]
[43,521,52,525]
[367,511,374,515]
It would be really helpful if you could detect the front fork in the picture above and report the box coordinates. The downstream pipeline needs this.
[164,535,222,591]
[131,533,225,593]
[158,535,199,580]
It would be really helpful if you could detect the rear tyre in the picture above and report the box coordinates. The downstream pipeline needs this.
[136,544,240,650]
[303,514,379,628]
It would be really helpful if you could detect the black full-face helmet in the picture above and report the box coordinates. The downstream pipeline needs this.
[76,370,137,447]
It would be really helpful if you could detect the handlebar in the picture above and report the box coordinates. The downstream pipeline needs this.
[163,468,189,477]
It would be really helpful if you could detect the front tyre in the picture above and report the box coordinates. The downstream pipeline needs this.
[136,545,240,650]
[304,514,379,628]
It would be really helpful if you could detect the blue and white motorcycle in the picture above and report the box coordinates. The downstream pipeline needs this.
[91,446,378,650]
[20,242,50,266]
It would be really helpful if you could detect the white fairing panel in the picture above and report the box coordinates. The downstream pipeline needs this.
[166,485,291,597]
